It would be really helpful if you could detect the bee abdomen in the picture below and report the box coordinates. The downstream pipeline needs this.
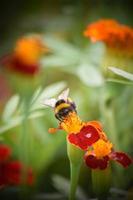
[55,107,73,121]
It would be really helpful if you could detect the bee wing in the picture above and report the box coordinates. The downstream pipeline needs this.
[42,98,56,108]
[58,88,70,101]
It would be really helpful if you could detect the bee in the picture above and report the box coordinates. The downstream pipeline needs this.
[43,88,76,121]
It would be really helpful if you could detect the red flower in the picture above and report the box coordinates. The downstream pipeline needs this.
[68,124,100,150]
[84,139,132,170]
[4,161,34,185]
[1,54,39,75]
[0,144,11,163]
[45,89,101,148]
[0,36,49,76]
[0,144,34,187]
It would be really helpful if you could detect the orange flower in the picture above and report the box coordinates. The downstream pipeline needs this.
[43,89,100,149]
[43,89,132,170]
[84,19,133,55]
[84,138,132,170]
[1,36,49,76]
[14,37,46,65]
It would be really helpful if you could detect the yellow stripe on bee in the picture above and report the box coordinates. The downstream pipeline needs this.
[55,103,70,114]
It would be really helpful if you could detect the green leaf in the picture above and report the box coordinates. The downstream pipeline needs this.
[41,55,78,68]
[0,111,44,134]
[2,95,19,122]
[77,63,104,87]
[106,78,133,85]
[33,193,64,200]
[53,175,88,200]
[30,87,42,105]
[108,67,133,81]
[43,35,80,57]
[30,81,67,111]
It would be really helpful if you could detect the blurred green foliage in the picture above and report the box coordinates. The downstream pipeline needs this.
[0,1,133,200]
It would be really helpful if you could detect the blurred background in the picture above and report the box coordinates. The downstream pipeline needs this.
[0,0,133,200]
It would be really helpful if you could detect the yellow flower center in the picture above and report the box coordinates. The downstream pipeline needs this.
[93,139,113,158]
[61,112,84,134]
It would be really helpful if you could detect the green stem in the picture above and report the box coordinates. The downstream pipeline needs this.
[100,85,120,149]
[20,98,30,165]
[67,141,84,200]
[106,107,120,149]
[69,163,81,200]
[92,167,111,199]
[19,98,31,200]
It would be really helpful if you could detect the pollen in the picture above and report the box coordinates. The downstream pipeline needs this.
[60,112,84,134]
[93,139,113,158]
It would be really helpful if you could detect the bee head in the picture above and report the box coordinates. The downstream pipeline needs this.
[42,88,77,121]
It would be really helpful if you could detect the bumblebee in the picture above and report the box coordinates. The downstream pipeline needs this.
[43,88,76,121]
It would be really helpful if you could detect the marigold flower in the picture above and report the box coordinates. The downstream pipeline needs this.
[0,144,34,187]
[0,144,11,163]
[4,161,34,185]
[84,139,132,170]
[43,89,100,148]
[1,36,49,76]
[84,19,133,55]
[68,123,101,150]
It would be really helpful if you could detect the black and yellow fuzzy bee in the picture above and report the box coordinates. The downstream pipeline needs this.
[43,88,76,121]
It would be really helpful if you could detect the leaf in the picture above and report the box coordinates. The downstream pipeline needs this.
[0,111,45,134]
[110,187,127,196]
[33,193,64,200]
[30,81,67,111]
[43,35,80,57]
[2,95,19,122]
[41,55,78,68]
[106,78,133,85]
[30,87,42,105]
[77,63,104,87]
[108,67,133,81]
[41,36,81,70]
[52,175,88,200]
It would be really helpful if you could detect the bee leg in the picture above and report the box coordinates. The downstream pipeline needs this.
[48,124,62,134]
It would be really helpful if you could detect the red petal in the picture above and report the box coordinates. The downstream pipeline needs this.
[5,161,22,185]
[97,156,109,170]
[110,152,132,168]
[0,144,11,163]
[84,154,109,170]
[27,168,34,185]
[87,121,103,131]
[1,55,39,76]
[68,125,100,150]
[84,154,98,169]
[0,164,7,185]
[11,57,39,75]
[5,161,34,185]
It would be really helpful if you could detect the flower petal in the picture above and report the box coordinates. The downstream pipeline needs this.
[0,144,11,163]
[5,161,34,185]
[84,154,109,170]
[84,154,98,169]
[110,151,132,168]
[11,57,39,75]
[68,125,100,150]
[87,121,103,131]
[97,156,109,170]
